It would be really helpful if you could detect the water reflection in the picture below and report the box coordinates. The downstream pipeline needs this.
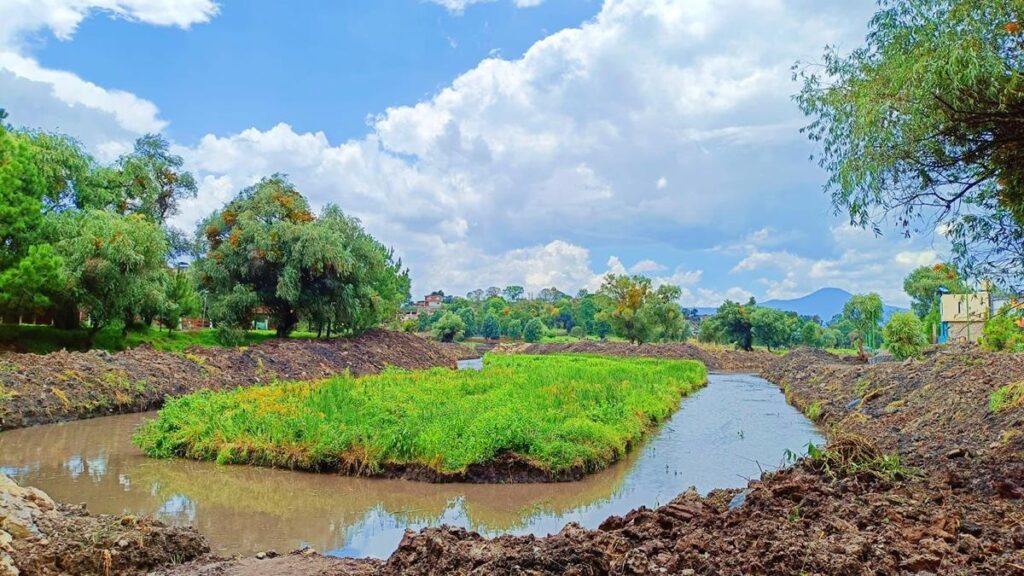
[0,373,821,558]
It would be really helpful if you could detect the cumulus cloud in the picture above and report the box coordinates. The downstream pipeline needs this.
[0,1,216,157]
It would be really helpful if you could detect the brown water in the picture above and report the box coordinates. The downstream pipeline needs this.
[0,373,821,558]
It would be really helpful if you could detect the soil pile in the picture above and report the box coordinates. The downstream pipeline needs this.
[1,473,207,576]
[497,341,775,372]
[0,330,455,430]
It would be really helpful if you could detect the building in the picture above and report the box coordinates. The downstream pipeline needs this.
[938,290,991,344]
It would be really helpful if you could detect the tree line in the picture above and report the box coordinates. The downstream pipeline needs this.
[0,109,408,345]
[415,274,693,344]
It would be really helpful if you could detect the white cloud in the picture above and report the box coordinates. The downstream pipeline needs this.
[655,176,668,190]
[629,259,666,273]
[0,1,216,158]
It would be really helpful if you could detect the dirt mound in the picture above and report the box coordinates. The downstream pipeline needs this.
[0,330,455,431]
[2,473,208,576]
[497,341,774,372]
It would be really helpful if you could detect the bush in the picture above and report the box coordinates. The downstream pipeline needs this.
[883,312,927,359]
[981,313,1024,352]
[400,319,416,333]
[432,312,465,343]
[570,326,587,339]
[215,326,246,347]
[504,318,523,340]
[481,313,501,340]
[523,318,544,343]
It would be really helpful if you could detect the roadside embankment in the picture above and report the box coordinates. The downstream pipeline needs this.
[1,473,207,576]
[496,341,776,372]
[0,330,456,431]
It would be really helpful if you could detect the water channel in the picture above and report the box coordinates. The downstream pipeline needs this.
[0,372,821,558]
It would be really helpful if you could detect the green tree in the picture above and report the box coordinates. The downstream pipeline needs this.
[112,134,197,224]
[0,244,66,322]
[481,312,501,340]
[523,317,544,343]
[502,285,525,302]
[883,311,928,359]
[903,264,965,318]
[432,311,465,343]
[598,274,657,344]
[714,299,756,351]
[52,210,168,343]
[456,307,477,337]
[698,317,725,344]
[504,318,524,340]
[800,321,824,348]
[156,269,201,333]
[842,294,884,350]
[980,309,1024,351]
[750,307,791,351]
[796,0,1024,286]
[195,176,409,337]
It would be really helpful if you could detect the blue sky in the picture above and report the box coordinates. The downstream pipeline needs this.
[0,0,947,306]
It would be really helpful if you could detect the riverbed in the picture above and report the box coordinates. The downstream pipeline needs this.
[0,373,821,558]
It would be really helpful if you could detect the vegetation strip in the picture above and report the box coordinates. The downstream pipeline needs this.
[134,355,707,482]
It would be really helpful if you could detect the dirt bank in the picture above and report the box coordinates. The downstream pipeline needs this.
[1,473,207,576]
[0,330,456,431]
[497,341,776,372]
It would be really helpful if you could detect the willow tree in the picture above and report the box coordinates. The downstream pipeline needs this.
[796,0,1024,287]
[195,175,409,338]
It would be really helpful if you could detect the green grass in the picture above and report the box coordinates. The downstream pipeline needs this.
[134,354,707,476]
[0,324,317,354]
[989,382,1024,414]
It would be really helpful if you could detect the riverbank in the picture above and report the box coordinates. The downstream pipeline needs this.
[0,473,208,575]
[0,330,456,431]
[133,355,707,483]
[497,341,778,372]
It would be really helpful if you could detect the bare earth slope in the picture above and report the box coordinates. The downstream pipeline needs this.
[0,330,456,431]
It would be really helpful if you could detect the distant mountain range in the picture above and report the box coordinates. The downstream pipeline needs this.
[689,287,906,321]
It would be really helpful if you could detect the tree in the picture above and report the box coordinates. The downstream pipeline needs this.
[52,210,168,343]
[800,321,824,348]
[903,264,965,318]
[503,285,525,302]
[505,318,524,340]
[0,244,66,322]
[750,307,792,351]
[884,311,928,360]
[194,175,409,337]
[485,286,502,299]
[575,296,598,334]
[796,0,1024,288]
[466,289,484,302]
[598,274,657,344]
[112,134,197,224]
[523,318,544,343]
[714,298,756,351]
[432,311,465,343]
[456,307,477,337]
[481,312,501,340]
[156,269,201,333]
[980,308,1024,351]
[698,317,725,344]
[842,294,884,350]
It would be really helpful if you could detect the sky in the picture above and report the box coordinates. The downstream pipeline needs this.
[0,0,948,307]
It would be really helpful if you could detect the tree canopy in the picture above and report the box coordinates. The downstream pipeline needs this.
[796,0,1024,288]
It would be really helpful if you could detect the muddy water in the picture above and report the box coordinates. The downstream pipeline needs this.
[0,373,821,558]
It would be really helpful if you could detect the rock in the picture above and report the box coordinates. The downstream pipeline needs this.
[945,448,967,459]
[255,552,266,560]
[727,489,752,511]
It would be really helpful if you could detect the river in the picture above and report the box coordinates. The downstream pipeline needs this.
[0,372,821,558]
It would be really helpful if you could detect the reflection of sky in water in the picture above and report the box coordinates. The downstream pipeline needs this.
[0,373,822,559]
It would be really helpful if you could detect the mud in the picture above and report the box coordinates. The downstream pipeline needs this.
[496,341,777,372]
[1,473,207,576]
[0,330,456,431]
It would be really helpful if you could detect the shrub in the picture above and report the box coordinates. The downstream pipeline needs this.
[215,326,246,347]
[981,313,1024,352]
[570,326,587,339]
[504,318,523,340]
[480,313,501,340]
[432,312,465,343]
[523,318,544,343]
[883,312,927,359]
[990,382,1024,413]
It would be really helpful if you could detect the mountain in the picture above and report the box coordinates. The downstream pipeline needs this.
[689,287,905,321]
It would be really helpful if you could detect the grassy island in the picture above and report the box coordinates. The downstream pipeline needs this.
[134,354,706,481]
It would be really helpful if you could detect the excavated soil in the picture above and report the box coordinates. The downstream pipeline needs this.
[496,341,776,372]
[1,473,208,576]
[0,330,456,431]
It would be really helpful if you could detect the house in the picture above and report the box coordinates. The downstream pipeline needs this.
[938,290,991,344]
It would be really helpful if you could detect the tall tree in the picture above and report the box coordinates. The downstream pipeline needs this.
[503,285,525,302]
[903,264,966,318]
[751,307,792,351]
[843,293,884,350]
[796,0,1024,287]
[194,175,409,337]
[714,298,756,351]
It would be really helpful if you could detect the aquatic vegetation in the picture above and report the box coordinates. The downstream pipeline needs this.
[134,354,707,477]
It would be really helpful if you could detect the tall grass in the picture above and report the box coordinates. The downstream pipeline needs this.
[134,354,706,477]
